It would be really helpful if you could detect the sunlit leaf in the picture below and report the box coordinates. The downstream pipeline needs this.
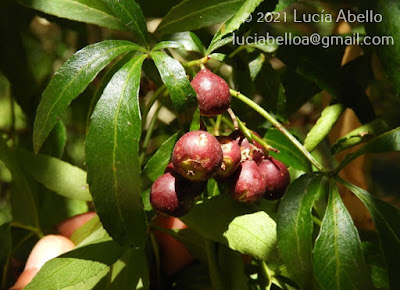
[142,133,179,187]
[25,241,124,289]
[211,0,264,43]
[33,40,145,153]
[17,150,91,201]
[151,51,197,124]
[18,0,125,30]
[86,54,147,246]
[278,173,328,289]
[313,182,371,289]
[156,0,245,35]
[337,127,400,171]
[104,0,149,47]
[304,104,345,152]
[339,178,400,289]
[182,195,278,262]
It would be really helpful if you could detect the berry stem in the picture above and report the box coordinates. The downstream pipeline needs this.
[236,116,253,140]
[227,108,239,129]
[236,116,279,153]
[214,115,222,136]
[183,56,210,68]
[250,131,279,154]
[230,89,326,172]
[312,215,322,227]
[221,115,235,129]
[10,222,44,238]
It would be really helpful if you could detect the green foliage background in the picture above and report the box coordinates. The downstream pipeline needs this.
[0,0,399,289]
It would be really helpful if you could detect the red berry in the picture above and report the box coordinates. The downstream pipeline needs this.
[164,162,206,196]
[230,160,266,202]
[172,130,223,181]
[191,69,231,116]
[258,157,290,200]
[230,130,265,163]
[150,172,195,217]
[164,162,176,174]
[215,136,241,178]
[239,132,265,164]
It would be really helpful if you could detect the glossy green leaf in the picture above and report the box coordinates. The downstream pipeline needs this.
[265,128,311,172]
[17,0,125,30]
[110,248,149,289]
[0,74,27,132]
[209,53,227,62]
[331,115,400,155]
[86,52,137,134]
[207,36,233,54]
[0,136,40,229]
[25,240,124,289]
[17,150,91,201]
[152,41,185,51]
[104,0,149,48]
[362,242,390,290]
[313,182,370,289]
[206,179,221,197]
[190,108,201,131]
[70,215,103,246]
[142,132,179,186]
[246,42,279,54]
[277,174,327,289]
[33,40,145,153]
[86,54,147,246]
[151,51,197,122]
[168,32,205,54]
[249,54,264,81]
[136,0,181,18]
[363,0,400,97]
[339,179,400,289]
[304,104,345,152]
[155,0,245,35]
[211,0,264,43]
[182,195,279,262]
[337,127,400,171]
[40,120,67,158]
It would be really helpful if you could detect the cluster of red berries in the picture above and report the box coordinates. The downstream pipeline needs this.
[150,130,290,217]
[150,69,290,217]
